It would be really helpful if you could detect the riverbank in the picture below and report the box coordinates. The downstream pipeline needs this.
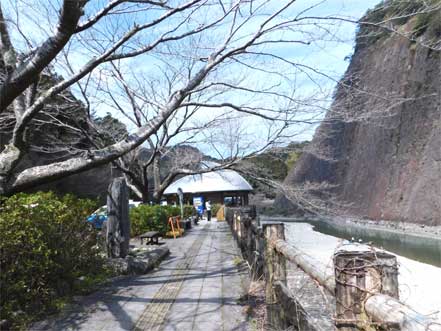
[261,214,441,240]
[330,215,441,239]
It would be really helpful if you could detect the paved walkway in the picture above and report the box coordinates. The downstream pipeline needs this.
[33,220,251,331]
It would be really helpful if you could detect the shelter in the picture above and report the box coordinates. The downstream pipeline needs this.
[163,169,253,206]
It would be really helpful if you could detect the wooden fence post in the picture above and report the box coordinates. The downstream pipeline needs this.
[233,211,238,237]
[263,222,287,329]
[237,212,242,239]
[107,177,130,258]
[255,228,264,279]
[334,244,399,331]
[226,207,232,228]
[244,217,253,263]
[240,213,246,250]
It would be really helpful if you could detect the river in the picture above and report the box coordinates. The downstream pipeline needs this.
[280,220,441,320]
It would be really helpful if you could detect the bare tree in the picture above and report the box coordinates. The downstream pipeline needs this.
[70,21,320,203]
[90,63,236,203]
[5,0,433,198]
[100,88,281,203]
[1,0,324,196]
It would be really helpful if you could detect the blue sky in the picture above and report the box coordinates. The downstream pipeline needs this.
[275,0,383,141]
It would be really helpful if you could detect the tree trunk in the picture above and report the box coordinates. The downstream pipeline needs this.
[152,188,164,204]
[0,0,85,112]
[106,177,130,258]
[0,142,26,195]
[141,189,149,204]
[153,157,161,198]
[142,165,150,204]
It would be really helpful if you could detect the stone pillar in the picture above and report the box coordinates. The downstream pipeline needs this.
[107,177,130,258]
[334,244,398,331]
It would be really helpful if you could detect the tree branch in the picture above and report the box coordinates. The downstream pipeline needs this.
[0,0,86,113]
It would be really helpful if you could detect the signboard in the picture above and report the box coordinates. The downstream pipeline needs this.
[193,196,204,216]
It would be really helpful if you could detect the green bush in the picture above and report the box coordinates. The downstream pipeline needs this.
[165,205,194,218]
[162,205,181,218]
[0,192,103,327]
[130,204,196,237]
[414,10,441,37]
[211,203,221,216]
[183,205,194,218]
[130,205,168,237]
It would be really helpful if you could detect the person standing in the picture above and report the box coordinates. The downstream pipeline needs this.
[206,200,212,221]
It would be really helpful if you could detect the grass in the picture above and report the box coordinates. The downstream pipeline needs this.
[233,256,244,266]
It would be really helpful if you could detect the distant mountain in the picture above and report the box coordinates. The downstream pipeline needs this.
[236,142,309,199]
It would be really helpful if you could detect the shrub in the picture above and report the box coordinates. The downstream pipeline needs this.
[130,205,168,237]
[183,205,194,218]
[414,10,441,38]
[130,204,195,237]
[0,192,103,327]
[211,203,221,216]
[358,0,441,48]
[162,205,181,219]
[163,205,194,218]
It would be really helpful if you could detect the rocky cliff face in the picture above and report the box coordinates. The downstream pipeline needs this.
[0,63,112,201]
[275,16,441,225]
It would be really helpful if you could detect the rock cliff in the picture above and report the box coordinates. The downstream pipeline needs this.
[0,64,112,201]
[275,9,441,225]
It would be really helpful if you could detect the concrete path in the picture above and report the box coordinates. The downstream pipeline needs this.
[32,219,251,331]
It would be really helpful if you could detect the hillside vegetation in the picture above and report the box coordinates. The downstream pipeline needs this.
[358,0,441,48]
[238,142,308,199]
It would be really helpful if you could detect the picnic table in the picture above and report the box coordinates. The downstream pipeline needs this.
[140,231,160,245]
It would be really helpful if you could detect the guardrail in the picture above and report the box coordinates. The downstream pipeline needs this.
[225,207,441,331]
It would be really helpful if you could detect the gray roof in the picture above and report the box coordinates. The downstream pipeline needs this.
[163,170,253,195]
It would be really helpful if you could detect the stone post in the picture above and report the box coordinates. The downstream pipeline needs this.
[333,244,399,331]
[107,177,130,258]
[263,222,287,329]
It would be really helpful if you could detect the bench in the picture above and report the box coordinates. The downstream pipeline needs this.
[140,231,160,245]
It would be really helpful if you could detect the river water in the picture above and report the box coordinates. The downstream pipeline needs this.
[281,220,441,320]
